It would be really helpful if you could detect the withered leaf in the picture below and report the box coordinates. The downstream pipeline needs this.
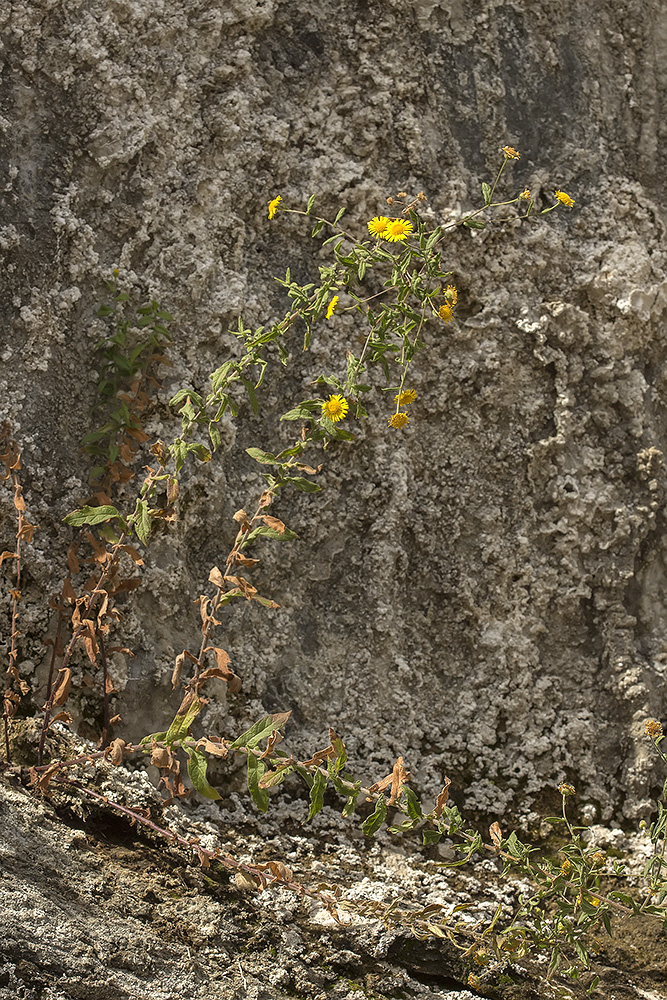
[208,566,225,589]
[433,777,452,818]
[258,491,273,509]
[261,515,286,534]
[489,821,503,849]
[66,545,80,574]
[151,745,175,769]
[52,667,72,707]
[195,737,229,758]
[234,871,261,892]
[119,545,144,565]
[50,710,71,725]
[232,509,250,525]
[0,550,17,564]
[171,651,186,690]
[106,738,127,765]
[388,756,411,807]
[63,576,77,602]
[18,521,36,543]
[13,487,26,512]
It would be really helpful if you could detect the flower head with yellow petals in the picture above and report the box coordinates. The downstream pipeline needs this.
[555,189,575,208]
[502,146,520,160]
[394,389,417,405]
[445,284,457,305]
[519,188,531,201]
[383,218,414,243]
[367,216,390,238]
[321,394,348,422]
[268,195,282,219]
[388,412,410,429]
[439,303,454,323]
[326,296,339,319]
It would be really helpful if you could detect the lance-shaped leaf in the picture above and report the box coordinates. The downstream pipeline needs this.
[64,504,122,527]
[229,712,291,750]
[134,499,151,544]
[247,751,269,812]
[306,770,327,822]
[362,794,387,837]
[164,693,202,744]
[187,748,222,800]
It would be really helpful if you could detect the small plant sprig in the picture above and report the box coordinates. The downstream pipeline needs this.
[0,427,37,762]
[83,273,173,489]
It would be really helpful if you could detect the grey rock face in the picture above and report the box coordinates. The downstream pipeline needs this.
[1,0,667,831]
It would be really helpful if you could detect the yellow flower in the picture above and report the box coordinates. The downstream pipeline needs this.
[559,858,571,876]
[445,284,457,305]
[519,188,531,200]
[383,219,414,242]
[438,303,454,323]
[645,718,664,740]
[326,296,339,319]
[555,189,575,208]
[388,412,410,429]
[394,389,417,405]
[367,216,390,238]
[502,146,520,159]
[321,394,348,422]
[558,782,576,797]
[268,195,282,219]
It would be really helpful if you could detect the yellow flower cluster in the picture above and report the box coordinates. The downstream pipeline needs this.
[394,389,417,405]
[502,146,520,160]
[645,718,664,740]
[439,304,453,323]
[444,284,457,305]
[388,412,410,429]
[555,189,575,208]
[558,782,576,797]
[321,394,348,422]
[519,188,531,200]
[268,195,282,219]
[367,217,414,242]
[326,296,339,319]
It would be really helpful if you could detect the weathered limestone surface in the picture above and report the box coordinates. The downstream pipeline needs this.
[1,0,667,967]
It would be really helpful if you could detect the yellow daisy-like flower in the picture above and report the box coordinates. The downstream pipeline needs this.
[558,782,576,797]
[559,858,571,876]
[388,411,410,429]
[394,389,417,405]
[438,303,454,323]
[555,189,575,208]
[445,284,457,305]
[519,188,531,200]
[268,195,282,219]
[367,216,390,238]
[326,296,339,319]
[502,146,520,160]
[383,219,414,242]
[321,394,348,422]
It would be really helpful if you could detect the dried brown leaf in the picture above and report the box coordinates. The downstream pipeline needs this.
[105,738,127,765]
[433,777,452,818]
[171,651,186,689]
[208,566,225,588]
[261,515,286,534]
[0,550,17,564]
[195,737,229,758]
[52,667,72,707]
[489,822,503,849]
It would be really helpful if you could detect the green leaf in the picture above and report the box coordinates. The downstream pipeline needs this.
[134,499,151,545]
[240,376,259,415]
[164,695,202,744]
[328,737,347,777]
[422,829,442,845]
[246,447,278,465]
[247,752,269,812]
[425,227,442,248]
[64,504,122,527]
[245,525,299,542]
[403,787,423,821]
[306,770,327,822]
[482,182,492,205]
[140,730,168,745]
[306,194,316,215]
[280,400,322,421]
[187,748,222,800]
[312,220,325,237]
[362,794,387,837]
[259,765,294,788]
[463,218,486,230]
[188,443,212,463]
[285,476,322,493]
[229,712,291,750]
[333,207,346,225]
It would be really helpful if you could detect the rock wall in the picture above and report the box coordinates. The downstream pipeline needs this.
[1,0,667,824]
